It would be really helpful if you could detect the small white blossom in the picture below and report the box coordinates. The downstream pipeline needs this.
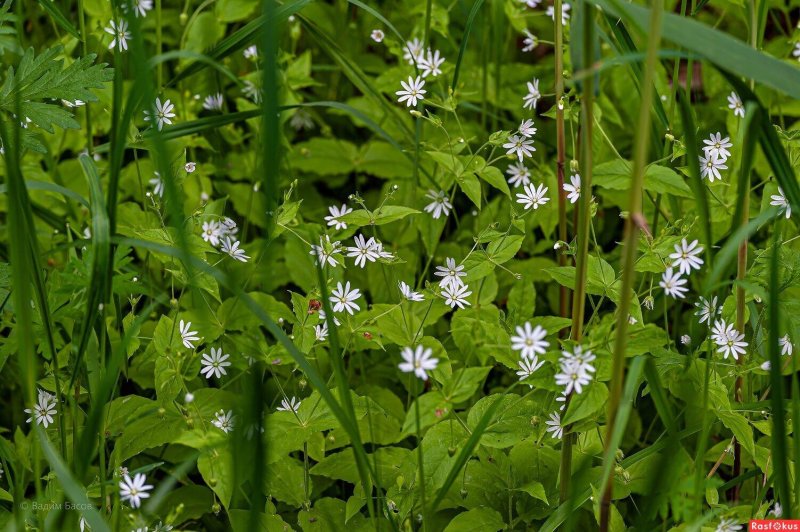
[331,281,361,315]
[290,110,315,131]
[242,80,262,103]
[694,296,719,326]
[403,38,424,65]
[545,412,563,439]
[659,268,688,299]
[699,154,727,182]
[712,320,747,360]
[518,119,537,138]
[761,360,772,371]
[715,517,742,532]
[511,323,549,359]
[506,162,531,188]
[399,345,439,381]
[202,93,224,111]
[780,334,793,357]
[669,238,704,275]
[179,320,200,349]
[727,92,745,118]
[185,162,196,173]
[516,182,550,210]
[221,237,250,262]
[201,220,224,247]
[546,3,571,25]
[399,281,424,302]
[119,473,153,509]
[212,410,235,433]
[310,236,343,268]
[516,355,545,384]
[424,190,453,219]
[396,76,426,107]
[325,204,352,230]
[434,257,467,289]
[105,20,130,51]
[347,234,381,268]
[770,187,791,219]
[149,172,164,197]
[24,389,57,428]
[522,78,541,110]
[419,49,445,78]
[522,29,538,52]
[702,132,732,162]
[370,29,385,43]
[563,174,581,204]
[144,98,176,131]
[681,335,691,345]
[442,283,472,309]
[315,322,329,341]
[243,45,258,59]
[200,347,231,379]
[277,396,302,413]
[503,134,535,162]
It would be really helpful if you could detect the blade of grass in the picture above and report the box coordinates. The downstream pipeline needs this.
[35,0,80,39]
[450,0,486,93]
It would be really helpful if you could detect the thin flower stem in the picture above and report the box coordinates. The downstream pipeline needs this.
[554,0,570,333]
[600,0,663,528]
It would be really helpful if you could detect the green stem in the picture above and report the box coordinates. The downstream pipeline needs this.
[599,0,663,528]
[554,0,570,332]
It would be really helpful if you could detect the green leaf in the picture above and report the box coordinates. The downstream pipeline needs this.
[442,367,492,403]
[476,166,511,198]
[516,480,548,504]
[443,507,505,532]
[718,410,755,459]
[593,159,693,198]
[562,382,609,425]
[457,172,482,209]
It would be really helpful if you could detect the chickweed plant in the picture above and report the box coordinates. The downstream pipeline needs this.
[0,0,799,530]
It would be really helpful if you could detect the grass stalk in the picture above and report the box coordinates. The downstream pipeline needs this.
[554,0,569,328]
[599,0,663,528]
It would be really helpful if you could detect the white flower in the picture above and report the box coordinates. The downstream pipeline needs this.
[424,190,453,219]
[399,281,424,302]
[681,335,691,345]
[201,220,224,247]
[243,80,262,103]
[127,0,153,16]
[511,323,549,359]
[62,99,85,108]
[319,309,341,327]
[522,29,538,52]
[518,119,537,138]
[310,236,342,268]
[761,360,772,371]
[119,473,153,509]
[516,355,545,384]
[290,110,314,131]
[398,345,439,381]
[212,410,235,433]
[506,162,531,188]
[221,237,250,262]
[727,92,744,118]
[185,162,196,173]
[179,319,200,349]
[403,38,424,64]
[315,322,329,341]
[699,154,727,182]
[503,134,535,162]
[561,345,597,374]
[434,257,467,289]
[200,347,231,379]
[419,49,445,77]
[442,283,472,309]
[794,43,800,59]
[149,172,164,197]
[546,3,571,25]
[694,296,719,326]
[202,93,224,111]
[396,76,426,107]
[331,281,361,315]
[144,98,176,131]
[669,238,704,275]
[563,174,581,204]
[545,412,563,439]
[220,217,238,237]
[715,517,742,532]
[769,501,782,517]
[712,321,747,360]
[522,78,541,110]
[347,234,381,268]
[555,360,592,395]
[516,182,550,210]
[79,516,88,532]
[370,29,385,42]
[105,20,130,51]
[24,389,57,428]
[520,0,541,8]
[702,132,732,162]
[277,396,302,413]
[780,334,793,356]
[659,268,688,299]
[325,204,352,230]
[770,187,791,219]
[243,45,258,59]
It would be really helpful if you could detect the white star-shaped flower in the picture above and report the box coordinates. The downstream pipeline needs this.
[511,322,550,359]
[563,174,581,204]
[200,347,231,379]
[119,473,154,509]
[396,76,426,108]
[179,319,200,349]
[398,345,439,380]
[324,204,353,230]
[659,268,688,299]
[516,182,550,210]
[668,238,704,275]
[331,281,361,315]
[424,190,453,219]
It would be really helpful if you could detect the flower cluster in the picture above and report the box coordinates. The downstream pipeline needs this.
[659,238,704,300]
[201,217,250,263]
